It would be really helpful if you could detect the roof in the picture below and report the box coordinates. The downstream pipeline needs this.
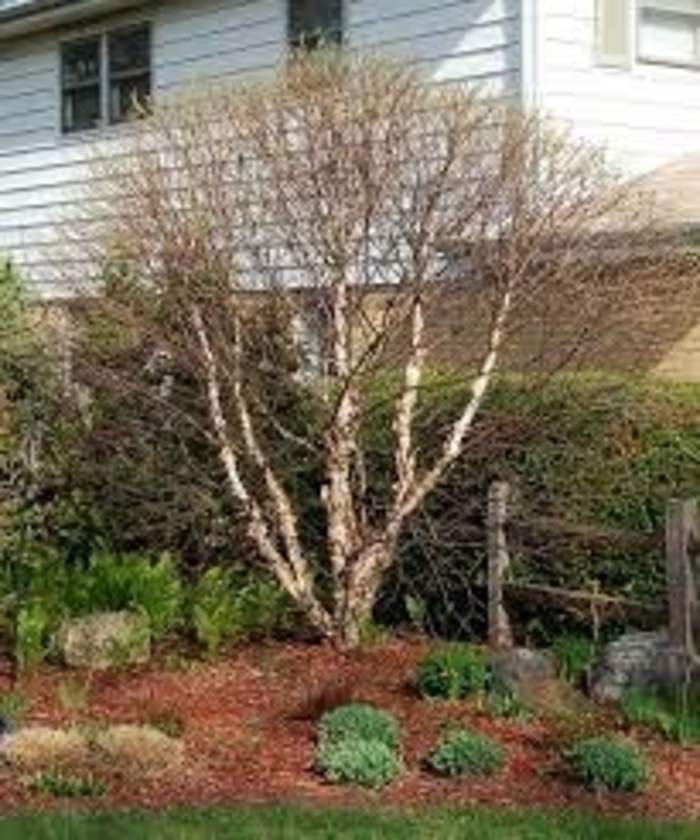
[0,0,149,39]
[0,1,82,24]
[642,154,700,229]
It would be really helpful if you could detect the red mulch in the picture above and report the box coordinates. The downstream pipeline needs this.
[1,638,699,820]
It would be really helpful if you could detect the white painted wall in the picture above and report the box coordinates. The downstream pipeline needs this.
[0,0,520,295]
[533,0,700,175]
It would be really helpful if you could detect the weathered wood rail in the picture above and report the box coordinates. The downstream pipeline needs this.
[487,481,697,662]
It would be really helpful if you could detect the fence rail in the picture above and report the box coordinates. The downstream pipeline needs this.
[486,481,697,659]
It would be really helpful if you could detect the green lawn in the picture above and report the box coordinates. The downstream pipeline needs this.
[0,803,697,840]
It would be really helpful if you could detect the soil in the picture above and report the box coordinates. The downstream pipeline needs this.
[0,637,699,820]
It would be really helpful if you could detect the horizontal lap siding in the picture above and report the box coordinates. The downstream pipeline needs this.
[538,0,700,174]
[0,0,520,295]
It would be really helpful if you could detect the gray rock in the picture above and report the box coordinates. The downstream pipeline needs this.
[488,647,581,716]
[590,630,698,702]
[55,610,151,670]
[490,647,557,691]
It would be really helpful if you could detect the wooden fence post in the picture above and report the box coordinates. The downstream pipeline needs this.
[488,481,513,649]
[665,498,699,656]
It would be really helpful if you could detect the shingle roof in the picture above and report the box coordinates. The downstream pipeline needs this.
[0,1,80,24]
[0,0,149,37]
[642,154,700,228]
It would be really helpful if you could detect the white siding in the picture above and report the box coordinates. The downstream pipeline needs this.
[0,0,520,296]
[534,0,700,175]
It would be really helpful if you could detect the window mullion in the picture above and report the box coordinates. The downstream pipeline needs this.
[100,32,109,128]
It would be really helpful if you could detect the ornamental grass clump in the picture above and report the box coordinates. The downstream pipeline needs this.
[315,703,403,788]
[566,736,648,792]
[426,729,505,777]
[416,644,490,700]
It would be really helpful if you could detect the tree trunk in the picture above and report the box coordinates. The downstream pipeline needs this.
[331,541,394,651]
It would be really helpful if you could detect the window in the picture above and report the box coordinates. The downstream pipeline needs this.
[596,0,700,68]
[638,0,700,66]
[108,25,151,124]
[288,0,343,50]
[61,36,101,133]
[61,23,151,134]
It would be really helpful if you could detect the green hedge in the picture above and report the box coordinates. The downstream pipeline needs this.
[18,336,700,645]
[374,374,700,641]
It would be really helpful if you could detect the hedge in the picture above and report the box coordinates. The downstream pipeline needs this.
[372,373,700,641]
[18,360,700,643]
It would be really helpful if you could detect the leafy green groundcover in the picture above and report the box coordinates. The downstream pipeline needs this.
[0,804,697,840]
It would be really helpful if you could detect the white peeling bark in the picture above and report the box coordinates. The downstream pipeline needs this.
[394,294,425,506]
[324,278,362,626]
[342,283,515,629]
[191,305,332,636]
[229,313,314,597]
[396,284,513,524]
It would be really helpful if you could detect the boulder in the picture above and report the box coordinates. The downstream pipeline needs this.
[590,630,698,702]
[488,647,581,716]
[490,647,557,691]
[55,611,151,670]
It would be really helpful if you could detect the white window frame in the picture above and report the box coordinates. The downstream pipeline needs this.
[596,0,634,67]
[637,0,700,68]
[60,21,152,135]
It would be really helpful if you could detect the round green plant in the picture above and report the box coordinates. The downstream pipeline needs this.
[317,703,400,751]
[426,729,505,777]
[416,644,490,700]
[566,736,648,792]
[315,737,403,789]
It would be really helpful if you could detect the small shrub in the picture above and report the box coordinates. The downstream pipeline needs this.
[190,566,240,656]
[126,553,183,638]
[620,687,700,743]
[315,737,403,789]
[485,685,531,720]
[69,550,183,640]
[619,689,676,739]
[426,729,505,777]
[318,703,400,752]
[566,736,648,792]
[0,688,28,730]
[15,601,50,671]
[190,566,295,655]
[551,633,595,688]
[27,770,107,798]
[416,644,489,700]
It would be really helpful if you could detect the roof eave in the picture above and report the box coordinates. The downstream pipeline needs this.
[0,0,150,41]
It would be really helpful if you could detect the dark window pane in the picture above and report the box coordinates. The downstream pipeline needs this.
[289,0,343,49]
[61,37,100,86]
[62,85,101,133]
[109,73,151,123]
[109,24,151,74]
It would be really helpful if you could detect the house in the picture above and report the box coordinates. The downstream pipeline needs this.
[1,0,700,371]
[3,0,700,290]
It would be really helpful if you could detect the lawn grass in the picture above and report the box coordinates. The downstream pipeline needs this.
[0,803,697,839]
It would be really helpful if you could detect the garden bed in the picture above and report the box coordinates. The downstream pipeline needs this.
[0,638,698,820]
